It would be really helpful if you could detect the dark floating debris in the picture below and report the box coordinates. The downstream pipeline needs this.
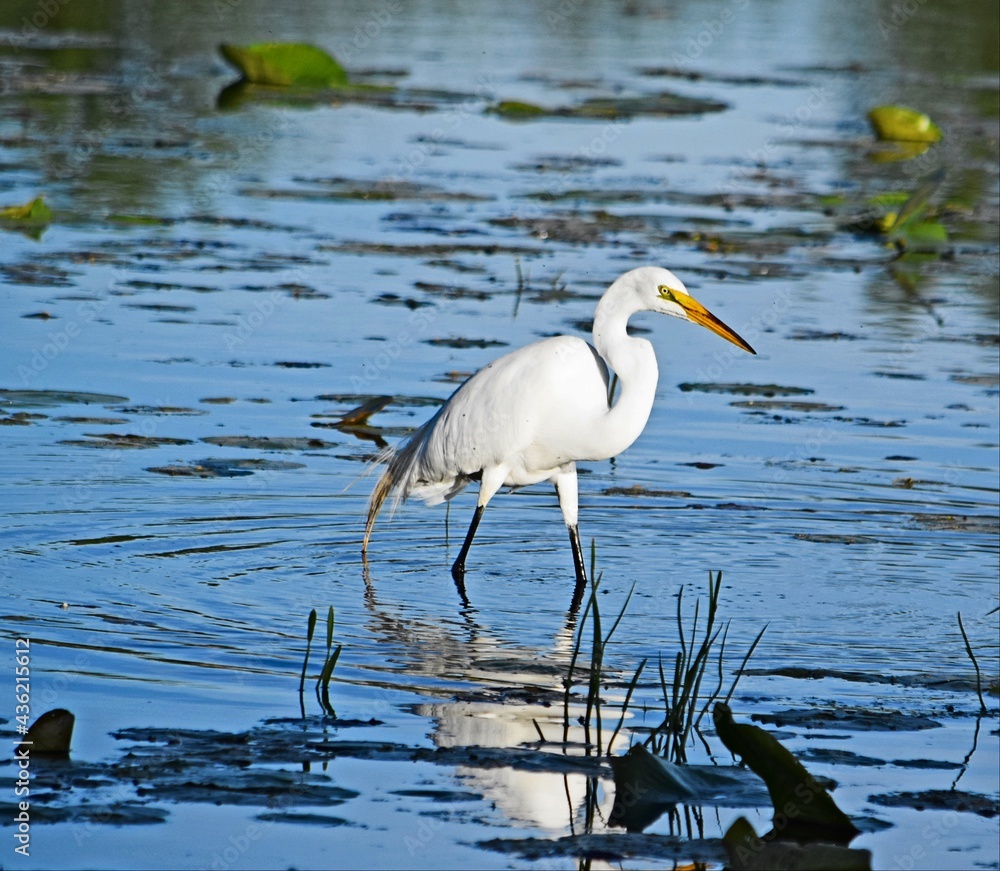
[479,831,725,864]
[798,747,887,768]
[0,389,128,409]
[59,433,193,449]
[788,329,864,341]
[147,458,305,477]
[111,405,205,416]
[950,373,1000,388]
[869,789,997,818]
[424,337,508,349]
[602,484,691,498]
[248,177,491,203]
[0,412,44,426]
[751,706,941,732]
[413,280,491,300]
[678,382,815,397]
[373,293,430,309]
[52,416,130,425]
[136,769,359,808]
[908,513,1000,533]
[794,533,876,545]
[255,812,351,827]
[201,435,336,451]
[731,400,845,412]
[742,666,987,693]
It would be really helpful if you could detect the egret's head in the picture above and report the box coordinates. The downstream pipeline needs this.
[630,266,756,354]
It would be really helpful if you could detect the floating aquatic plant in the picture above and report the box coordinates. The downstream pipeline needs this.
[219,42,349,88]
[868,105,942,143]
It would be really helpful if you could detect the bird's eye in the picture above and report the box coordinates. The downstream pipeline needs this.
[657,285,676,302]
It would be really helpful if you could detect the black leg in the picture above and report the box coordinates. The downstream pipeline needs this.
[568,524,588,614]
[452,504,484,591]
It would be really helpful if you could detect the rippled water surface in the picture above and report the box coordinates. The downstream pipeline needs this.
[1,2,998,869]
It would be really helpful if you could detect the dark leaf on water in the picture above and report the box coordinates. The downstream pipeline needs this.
[608,744,766,832]
[20,709,75,756]
[723,816,871,871]
[713,702,860,843]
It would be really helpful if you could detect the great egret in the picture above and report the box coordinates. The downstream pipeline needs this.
[363,266,755,606]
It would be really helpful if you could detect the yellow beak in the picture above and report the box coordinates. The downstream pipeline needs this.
[674,292,756,355]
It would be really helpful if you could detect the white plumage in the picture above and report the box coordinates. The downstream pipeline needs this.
[363,266,754,603]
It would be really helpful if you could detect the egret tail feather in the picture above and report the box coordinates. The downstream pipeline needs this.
[363,460,395,553]
[362,423,434,552]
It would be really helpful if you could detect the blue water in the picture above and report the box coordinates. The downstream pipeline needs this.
[1,2,997,868]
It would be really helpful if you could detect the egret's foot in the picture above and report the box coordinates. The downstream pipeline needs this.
[450,560,470,607]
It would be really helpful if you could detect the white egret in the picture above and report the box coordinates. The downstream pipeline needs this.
[363,266,755,605]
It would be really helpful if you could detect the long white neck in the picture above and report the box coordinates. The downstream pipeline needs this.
[590,282,659,459]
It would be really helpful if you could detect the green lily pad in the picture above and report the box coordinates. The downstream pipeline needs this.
[0,196,53,222]
[867,105,941,143]
[219,42,349,88]
[0,196,53,238]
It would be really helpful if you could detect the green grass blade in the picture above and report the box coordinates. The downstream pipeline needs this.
[299,608,318,708]
[696,620,731,732]
[608,657,646,755]
[317,645,342,717]
[957,611,988,713]
[602,582,636,645]
[724,622,768,706]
